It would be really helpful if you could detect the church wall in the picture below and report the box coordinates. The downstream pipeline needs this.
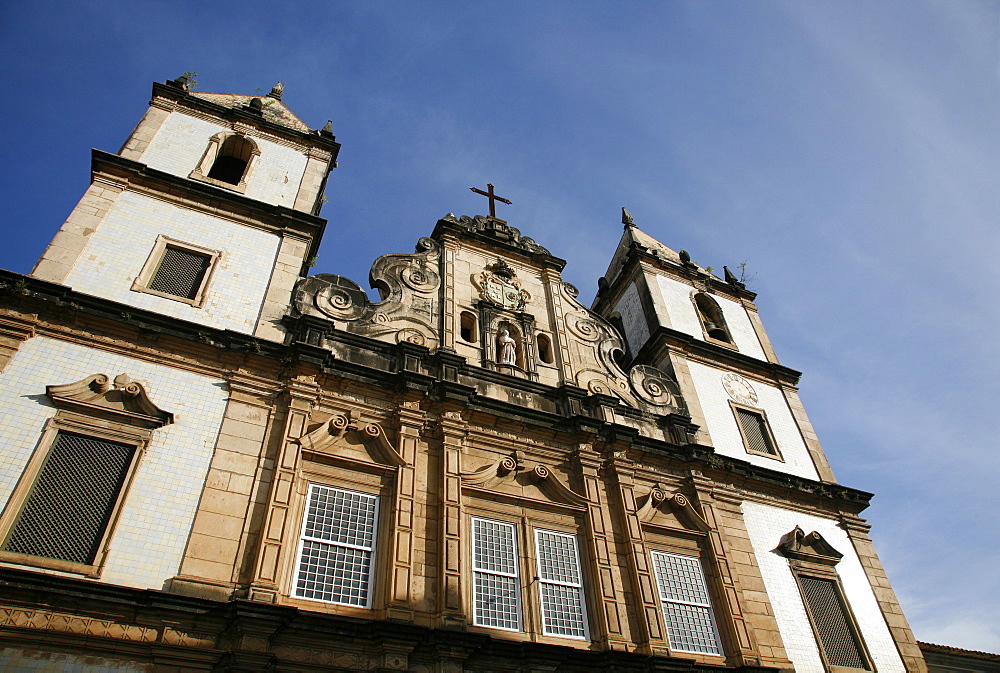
[612,282,651,356]
[0,647,151,672]
[138,110,309,208]
[62,191,280,334]
[653,274,767,358]
[741,501,907,673]
[0,336,228,590]
[686,361,820,480]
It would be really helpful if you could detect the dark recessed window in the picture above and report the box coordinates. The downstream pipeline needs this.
[799,575,870,670]
[207,135,254,185]
[735,407,779,458]
[149,246,212,300]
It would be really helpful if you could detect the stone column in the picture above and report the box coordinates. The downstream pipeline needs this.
[247,374,319,603]
[574,442,631,650]
[437,410,468,628]
[839,513,928,673]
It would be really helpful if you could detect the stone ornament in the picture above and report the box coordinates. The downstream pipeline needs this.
[46,373,174,428]
[722,372,758,406]
[497,329,518,365]
[440,213,552,257]
[459,451,589,508]
[777,526,844,565]
[298,410,405,467]
[629,365,684,410]
[473,259,528,311]
[636,483,711,531]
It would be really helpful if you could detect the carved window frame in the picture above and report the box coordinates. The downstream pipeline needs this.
[729,400,784,462]
[467,510,591,642]
[779,528,876,673]
[189,131,261,194]
[0,374,172,577]
[132,234,221,307]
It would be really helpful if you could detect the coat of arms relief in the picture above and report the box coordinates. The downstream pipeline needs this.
[472,259,529,311]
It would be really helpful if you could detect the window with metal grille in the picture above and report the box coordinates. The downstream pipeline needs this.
[650,551,723,655]
[472,517,522,631]
[148,246,212,300]
[535,530,588,638]
[293,485,378,607]
[735,407,779,457]
[799,576,869,670]
[3,432,135,565]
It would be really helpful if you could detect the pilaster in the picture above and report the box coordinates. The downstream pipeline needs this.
[437,409,468,628]
[383,398,424,622]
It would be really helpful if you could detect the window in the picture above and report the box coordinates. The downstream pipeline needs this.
[693,292,734,346]
[3,432,136,566]
[132,235,220,307]
[472,517,522,630]
[471,517,588,639]
[536,333,554,364]
[293,484,379,607]
[0,372,172,576]
[460,311,478,343]
[207,134,255,185]
[733,405,782,459]
[798,575,871,671]
[535,529,588,638]
[650,550,723,655]
[190,132,260,193]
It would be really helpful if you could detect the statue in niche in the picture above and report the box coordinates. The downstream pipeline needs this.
[497,329,518,366]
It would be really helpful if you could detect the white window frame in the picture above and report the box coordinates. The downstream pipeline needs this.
[292,483,379,608]
[471,516,523,632]
[534,528,589,639]
[650,550,724,656]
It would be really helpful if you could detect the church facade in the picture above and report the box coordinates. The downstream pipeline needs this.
[0,77,926,672]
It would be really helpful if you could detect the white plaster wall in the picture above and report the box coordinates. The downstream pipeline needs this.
[653,274,766,359]
[63,191,279,334]
[687,361,820,480]
[613,283,650,354]
[741,502,906,673]
[0,337,228,590]
[138,111,308,208]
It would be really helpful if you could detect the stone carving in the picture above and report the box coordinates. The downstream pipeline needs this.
[630,365,686,412]
[299,411,405,467]
[460,451,588,508]
[439,213,552,257]
[473,259,529,310]
[497,329,518,365]
[777,526,843,565]
[636,484,710,531]
[294,237,441,351]
[46,373,174,428]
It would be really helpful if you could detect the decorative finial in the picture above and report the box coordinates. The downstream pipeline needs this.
[167,73,192,91]
[321,120,333,134]
[269,82,284,100]
[679,249,691,264]
[622,207,635,228]
[248,97,264,113]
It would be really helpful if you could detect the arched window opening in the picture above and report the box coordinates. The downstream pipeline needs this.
[208,135,255,185]
[536,333,553,364]
[694,293,732,344]
[460,311,478,343]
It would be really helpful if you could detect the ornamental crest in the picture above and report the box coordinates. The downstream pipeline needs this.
[474,259,528,310]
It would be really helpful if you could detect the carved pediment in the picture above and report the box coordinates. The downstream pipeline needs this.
[46,373,174,428]
[777,526,843,565]
[441,214,552,257]
[299,411,405,468]
[637,484,710,533]
[460,451,588,509]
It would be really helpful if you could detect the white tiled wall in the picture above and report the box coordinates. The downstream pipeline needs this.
[741,502,906,673]
[138,111,309,208]
[653,274,766,359]
[63,191,279,334]
[613,283,650,354]
[687,361,820,480]
[0,337,228,590]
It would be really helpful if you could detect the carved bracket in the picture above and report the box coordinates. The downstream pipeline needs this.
[46,373,174,428]
[299,410,405,467]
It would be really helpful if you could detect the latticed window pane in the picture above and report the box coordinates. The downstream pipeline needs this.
[800,576,868,669]
[4,432,135,564]
[472,518,520,630]
[148,246,211,300]
[651,551,722,655]
[294,485,378,607]
[536,530,587,638]
[736,408,778,456]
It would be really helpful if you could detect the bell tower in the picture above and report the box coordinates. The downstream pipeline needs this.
[31,75,341,341]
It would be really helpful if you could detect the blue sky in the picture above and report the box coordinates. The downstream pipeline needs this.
[1,0,998,651]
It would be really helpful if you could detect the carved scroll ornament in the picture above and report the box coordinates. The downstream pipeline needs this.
[46,373,174,428]
[460,451,588,508]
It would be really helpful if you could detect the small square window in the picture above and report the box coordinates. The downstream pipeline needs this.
[132,235,220,307]
[731,403,783,460]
